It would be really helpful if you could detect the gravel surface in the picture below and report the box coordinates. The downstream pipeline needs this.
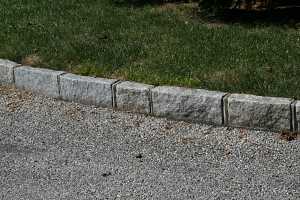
[0,86,299,200]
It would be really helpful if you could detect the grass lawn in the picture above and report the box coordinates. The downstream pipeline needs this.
[0,0,300,98]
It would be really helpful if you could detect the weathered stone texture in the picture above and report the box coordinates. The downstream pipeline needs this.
[115,81,154,114]
[14,66,64,98]
[226,94,292,131]
[151,86,226,125]
[0,59,19,85]
[60,73,117,107]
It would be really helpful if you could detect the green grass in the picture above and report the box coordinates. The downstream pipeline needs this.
[1,0,300,98]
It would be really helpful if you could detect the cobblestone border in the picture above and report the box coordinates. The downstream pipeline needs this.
[0,59,298,132]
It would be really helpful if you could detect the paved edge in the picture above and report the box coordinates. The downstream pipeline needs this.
[0,58,298,132]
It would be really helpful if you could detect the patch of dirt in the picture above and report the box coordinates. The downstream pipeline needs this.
[64,105,84,121]
[177,137,198,144]
[204,70,240,85]
[204,22,226,29]
[152,2,200,23]
[110,73,127,81]
[0,85,16,95]
[21,54,42,66]
[279,131,299,141]
[0,86,33,112]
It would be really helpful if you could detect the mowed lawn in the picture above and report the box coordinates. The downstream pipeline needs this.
[1,0,300,98]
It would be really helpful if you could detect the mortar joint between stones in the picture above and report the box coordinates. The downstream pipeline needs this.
[57,72,67,100]
[111,80,123,109]
[290,100,298,132]
[222,93,231,125]
[148,87,155,115]
[12,64,22,84]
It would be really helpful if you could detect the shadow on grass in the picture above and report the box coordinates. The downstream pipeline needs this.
[114,0,300,28]
[200,7,300,28]
[113,0,197,7]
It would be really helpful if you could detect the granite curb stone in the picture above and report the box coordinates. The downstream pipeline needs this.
[60,73,118,108]
[0,59,298,132]
[14,66,64,98]
[115,81,154,114]
[0,59,20,85]
[226,94,293,131]
[151,86,226,125]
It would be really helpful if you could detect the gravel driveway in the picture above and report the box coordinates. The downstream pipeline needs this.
[0,86,299,200]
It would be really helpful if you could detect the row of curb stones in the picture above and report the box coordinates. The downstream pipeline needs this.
[0,59,299,132]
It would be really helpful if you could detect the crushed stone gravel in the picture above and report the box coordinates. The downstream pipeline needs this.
[0,86,299,200]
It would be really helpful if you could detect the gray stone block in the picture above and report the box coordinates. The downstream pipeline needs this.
[115,81,154,114]
[226,94,292,131]
[294,101,300,131]
[0,59,20,85]
[60,73,117,107]
[151,86,226,125]
[14,66,64,98]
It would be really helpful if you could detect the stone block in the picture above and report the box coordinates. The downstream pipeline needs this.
[226,94,292,131]
[115,81,154,114]
[14,66,64,98]
[0,59,19,85]
[151,86,226,125]
[60,73,117,107]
